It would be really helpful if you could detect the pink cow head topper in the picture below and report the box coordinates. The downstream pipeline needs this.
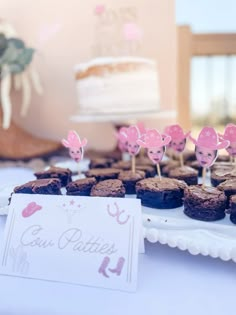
[115,127,129,153]
[189,127,229,168]
[220,124,236,157]
[124,125,141,156]
[62,130,87,163]
[164,124,190,153]
[137,129,171,164]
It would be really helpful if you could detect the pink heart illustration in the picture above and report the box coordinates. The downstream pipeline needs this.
[22,202,42,218]
[94,4,105,15]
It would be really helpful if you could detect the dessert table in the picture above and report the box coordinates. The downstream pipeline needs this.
[0,167,235,315]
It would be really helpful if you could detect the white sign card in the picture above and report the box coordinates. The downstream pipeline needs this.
[0,194,142,292]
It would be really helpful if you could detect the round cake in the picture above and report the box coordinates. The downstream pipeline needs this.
[74,57,160,116]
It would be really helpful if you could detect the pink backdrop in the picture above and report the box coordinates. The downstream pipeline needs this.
[0,0,176,150]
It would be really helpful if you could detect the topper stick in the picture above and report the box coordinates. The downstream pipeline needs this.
[180,153,184,167]
[202,167,207,188]
[131,155,136,174]
[140,147,145,158]
[156,163,162,180]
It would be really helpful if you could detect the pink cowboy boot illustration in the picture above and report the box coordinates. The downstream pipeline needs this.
[98,256,110,278]
[108,257,125,276]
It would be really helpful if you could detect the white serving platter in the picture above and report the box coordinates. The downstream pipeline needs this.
[1,163,236,262]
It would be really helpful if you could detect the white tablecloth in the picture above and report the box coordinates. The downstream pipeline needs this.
[0,167,235,315]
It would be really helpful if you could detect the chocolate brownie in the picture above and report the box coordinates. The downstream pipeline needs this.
[112,161,156,177]
[229,195,236,224]
[85,168,121,181]
[218,179,236,208]
[136,177,187,209]
[34,166,72,187]
[210,166,236,187]
[118,170,145,194]
[166,150,196,163]
[186,160,203,177]
[216,155,230,162]
[14,178,61,195]
[136,156,154,167]
[85,149,121,162]
[112,161,131,170]
[66,177,96,196]
[169,166,198,185]
[161,160,180,177]
[136,165,156,178]
[184,185,227,221]
[211,162,233,171]
[90,179,125,198]
[89,158,113,169]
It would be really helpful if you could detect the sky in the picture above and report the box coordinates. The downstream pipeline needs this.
[176,0,236,33]
[176,0,236,121]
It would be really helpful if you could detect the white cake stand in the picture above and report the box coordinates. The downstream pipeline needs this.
[70,109,176,123]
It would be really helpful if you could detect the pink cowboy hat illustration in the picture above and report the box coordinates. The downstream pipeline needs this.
[62,130,87,149]
[164,124,190,140]
[137,129,171,148]
[221,123,236,142]
[124,125,140,142]
[115,127,128,143]
[136,122,146,136]
[189,127,229,150]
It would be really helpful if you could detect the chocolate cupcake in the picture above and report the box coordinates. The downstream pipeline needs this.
[90,179,125,198]
[229,195,236,224]
[85,168,121,181]
[218,179,236,208]
[168,166,198,185]
[210,166,236,187]
[14,178,62,195]
[66,177,96,196]
[34,166,72,187]
[136,177,187,209]
[184,185,227,221]
[118,170,145,194]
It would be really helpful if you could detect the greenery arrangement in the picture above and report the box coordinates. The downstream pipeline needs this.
[0,33,34,77]
[0,31,42,130]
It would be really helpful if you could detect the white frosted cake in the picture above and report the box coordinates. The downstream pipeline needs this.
[74,57,160,116]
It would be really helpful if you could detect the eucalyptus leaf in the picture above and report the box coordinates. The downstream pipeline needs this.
[17,48,34,67]
[0,33,7,57]
[0,43,19,64]
[8,37,25,49]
